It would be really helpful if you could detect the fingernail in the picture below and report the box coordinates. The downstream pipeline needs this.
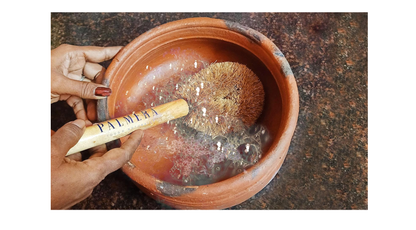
[71,119,85,129]
[95,87,112,97]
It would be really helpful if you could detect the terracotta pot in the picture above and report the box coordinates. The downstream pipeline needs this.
[98,17,299,209]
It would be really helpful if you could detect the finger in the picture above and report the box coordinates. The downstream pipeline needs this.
[94,66,106,84]
[83,130,144,178]
[51,119,86,167]
[66,96,87,120]
[61,96,93,125]
[85,119,93,127]
[79,46,123,63]
[88,144,107,159]
[86,99,97,122]
[57,77,112,100]
[83,62,103,80]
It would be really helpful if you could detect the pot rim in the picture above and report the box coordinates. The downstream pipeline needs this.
[99,17,299,208]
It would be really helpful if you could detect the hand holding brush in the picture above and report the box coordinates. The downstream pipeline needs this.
[51,44,145,209]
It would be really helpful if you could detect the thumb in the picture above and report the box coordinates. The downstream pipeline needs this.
[57,76,112,100]
[51,119,86,166]
[83,130,144,178]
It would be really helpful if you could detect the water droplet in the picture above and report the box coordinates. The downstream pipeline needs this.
[169,63,172,69]
[196,87,200,96]
[194,60,197,68]
[217,141,222,151]
[152,86,155,90]
[146,65,149,70]
[215,115,218,123]
[202,107,206,116]
[176,84,178,90]
[153,75,156,79]
[245,144,250,153]
[159,96,163,100]
[146,145,150,150]
[201,82,204,89]
[125,90,129,95]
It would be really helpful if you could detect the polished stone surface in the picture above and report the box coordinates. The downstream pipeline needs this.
[51,13,367,209]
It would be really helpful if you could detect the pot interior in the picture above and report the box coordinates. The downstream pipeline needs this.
[109,37,282,186]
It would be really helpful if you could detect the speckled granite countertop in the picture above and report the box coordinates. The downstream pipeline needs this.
[51,13,367,209]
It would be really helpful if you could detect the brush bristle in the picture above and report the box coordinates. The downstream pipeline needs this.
[178,62,265,137]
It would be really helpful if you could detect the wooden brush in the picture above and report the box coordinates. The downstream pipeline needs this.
[66,99,189,155]
[66,62,264,156]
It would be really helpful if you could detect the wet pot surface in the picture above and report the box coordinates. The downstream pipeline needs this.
[113,38,281,185]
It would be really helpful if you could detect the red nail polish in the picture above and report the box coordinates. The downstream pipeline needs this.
[95,87,112,97]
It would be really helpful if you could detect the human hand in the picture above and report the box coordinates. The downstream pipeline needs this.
[51,119,144,209]
[51,44,122,120]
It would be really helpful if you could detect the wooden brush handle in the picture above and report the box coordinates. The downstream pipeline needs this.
[66,99,189,156]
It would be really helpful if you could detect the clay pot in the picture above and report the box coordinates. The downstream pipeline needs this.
[98,17,299,209]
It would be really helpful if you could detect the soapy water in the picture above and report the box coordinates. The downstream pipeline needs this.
[167,120,270,186]
[139,60,271,186]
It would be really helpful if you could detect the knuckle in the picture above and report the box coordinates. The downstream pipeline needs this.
[80,82,88,98]
[80,82,95,98]
[104,48,111,60]
[68,96,82,108]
